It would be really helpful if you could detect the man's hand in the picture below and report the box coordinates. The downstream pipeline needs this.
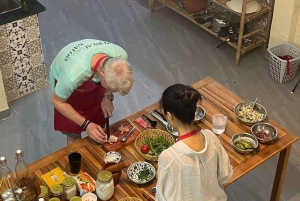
[101,98,114,118]
[86,122,107,144]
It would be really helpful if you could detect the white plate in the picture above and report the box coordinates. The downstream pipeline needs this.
[226,0,261,14]
[103,151,121,163]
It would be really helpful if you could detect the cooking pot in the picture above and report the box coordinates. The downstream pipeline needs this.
[213,12,231,33]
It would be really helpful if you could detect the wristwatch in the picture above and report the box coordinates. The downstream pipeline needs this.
[103,94,114,101]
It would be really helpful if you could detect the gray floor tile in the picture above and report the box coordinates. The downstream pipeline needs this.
[281,165,300,201]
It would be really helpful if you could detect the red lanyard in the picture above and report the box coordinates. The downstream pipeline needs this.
[176,129,198,142]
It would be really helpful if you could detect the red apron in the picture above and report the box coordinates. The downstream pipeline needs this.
[54,56,107,134]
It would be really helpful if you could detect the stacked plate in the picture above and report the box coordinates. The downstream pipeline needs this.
[226,0,261,14]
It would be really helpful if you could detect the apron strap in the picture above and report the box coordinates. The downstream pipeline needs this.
[94,55,109,73]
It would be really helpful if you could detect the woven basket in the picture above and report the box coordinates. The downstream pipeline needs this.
[135,129,175,161]
[118,197,143,201]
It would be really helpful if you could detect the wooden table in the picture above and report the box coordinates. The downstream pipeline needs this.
[28,77,298,201]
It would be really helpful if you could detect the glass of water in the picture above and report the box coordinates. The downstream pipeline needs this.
[212,114,227,134]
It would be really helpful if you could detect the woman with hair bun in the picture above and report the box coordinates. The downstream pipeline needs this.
[156,84,232,201]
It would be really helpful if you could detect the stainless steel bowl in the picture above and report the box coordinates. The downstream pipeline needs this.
[233,101,267,125]
[231,133,258,154]
[251,123,278,143]
[193,105,206,123]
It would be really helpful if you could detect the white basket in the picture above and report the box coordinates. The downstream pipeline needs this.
[267,43,300,83]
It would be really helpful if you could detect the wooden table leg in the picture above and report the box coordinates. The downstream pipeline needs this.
[149,0,155,12]
[270,146,292,201]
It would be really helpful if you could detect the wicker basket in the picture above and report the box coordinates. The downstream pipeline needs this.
[118,197,143,201]
[135,129,175,161]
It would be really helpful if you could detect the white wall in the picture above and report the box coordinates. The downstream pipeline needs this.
[0,71,9,112]
[269,0,300,48]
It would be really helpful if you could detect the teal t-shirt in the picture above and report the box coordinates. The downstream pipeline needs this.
[50,39,128,99]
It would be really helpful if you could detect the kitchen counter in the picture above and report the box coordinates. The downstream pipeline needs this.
[0,0,45,25]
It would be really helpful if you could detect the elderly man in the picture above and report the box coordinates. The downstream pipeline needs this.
[50,39,134,145]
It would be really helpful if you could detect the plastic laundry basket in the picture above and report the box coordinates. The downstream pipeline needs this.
[267,43,300,83]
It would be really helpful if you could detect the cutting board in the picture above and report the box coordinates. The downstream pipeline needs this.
[101,118,141,152]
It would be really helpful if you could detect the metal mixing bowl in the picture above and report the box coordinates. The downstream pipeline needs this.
[251,123,278,143]
[231,133,258,154]
[193,105,206,123]
[233,101,267,125]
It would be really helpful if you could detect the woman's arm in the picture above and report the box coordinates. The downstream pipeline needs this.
[51,91,106,143]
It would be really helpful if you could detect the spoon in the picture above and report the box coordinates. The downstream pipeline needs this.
[250,98,258,112]
[120,126,136,142]
[142,114,157,127]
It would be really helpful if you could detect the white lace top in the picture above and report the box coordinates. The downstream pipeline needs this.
[156,129,233,201]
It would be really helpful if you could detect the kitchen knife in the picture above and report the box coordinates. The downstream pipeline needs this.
[106,117,110,141]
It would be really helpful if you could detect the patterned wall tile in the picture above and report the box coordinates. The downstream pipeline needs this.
[1,64,14,78]
[1,15,48,102]
[0,51,11,65]
[35,78,48,89]
[30,53,44,67]
[0,25,7,36]
[27,39,42,55]
[0,36,8,51]
[26,25,40,41]
[32,65,46,80]
[3,76,17,91]
[5,89,19,101]
[23,15,38,27]
[6,20,24,34]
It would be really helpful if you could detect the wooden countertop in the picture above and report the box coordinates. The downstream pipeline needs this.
[28,76,298,201]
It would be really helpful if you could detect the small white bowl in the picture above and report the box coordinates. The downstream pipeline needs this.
[81,192,97,201]
[127,162,156,184]
[103,151,121,163]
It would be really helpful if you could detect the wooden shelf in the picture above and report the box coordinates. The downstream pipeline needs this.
[149,0,274,66]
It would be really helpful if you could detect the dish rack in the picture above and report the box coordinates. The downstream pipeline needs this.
[148,0,275,66]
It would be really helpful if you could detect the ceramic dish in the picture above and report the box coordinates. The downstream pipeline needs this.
[127,162,156,184]
[226,0,261,14]
[81,192,97,201]
[103,151,121,163]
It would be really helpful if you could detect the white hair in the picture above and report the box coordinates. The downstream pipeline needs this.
[102,58,134,95]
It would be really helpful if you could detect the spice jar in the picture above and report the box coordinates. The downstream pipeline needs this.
[49,198,60,201]
[50,184,65,201]
[38,186,49,201]
[96,171,114,201]
[70,196,81,201]
[62,177,77,200]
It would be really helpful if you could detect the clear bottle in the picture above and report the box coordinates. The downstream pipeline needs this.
[15,150,30,189]
[96,171,114,201]
[0,156,17,191]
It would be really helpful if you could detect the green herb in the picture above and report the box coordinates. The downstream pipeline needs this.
[142,130,171,156]
[138,168,154,181]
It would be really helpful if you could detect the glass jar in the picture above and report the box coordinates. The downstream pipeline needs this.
[96,171,114,201]
[70,196,81,201]
[62,177,77,200]
[38,186,49,201]
[49,198,60,201]
[50,184,65,201]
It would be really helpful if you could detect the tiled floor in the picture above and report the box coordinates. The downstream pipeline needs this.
[1,0,300,200]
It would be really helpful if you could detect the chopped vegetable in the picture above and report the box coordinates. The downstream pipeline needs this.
[255,131,271,139]
[138,168,154,181]
[235,140,254,150]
